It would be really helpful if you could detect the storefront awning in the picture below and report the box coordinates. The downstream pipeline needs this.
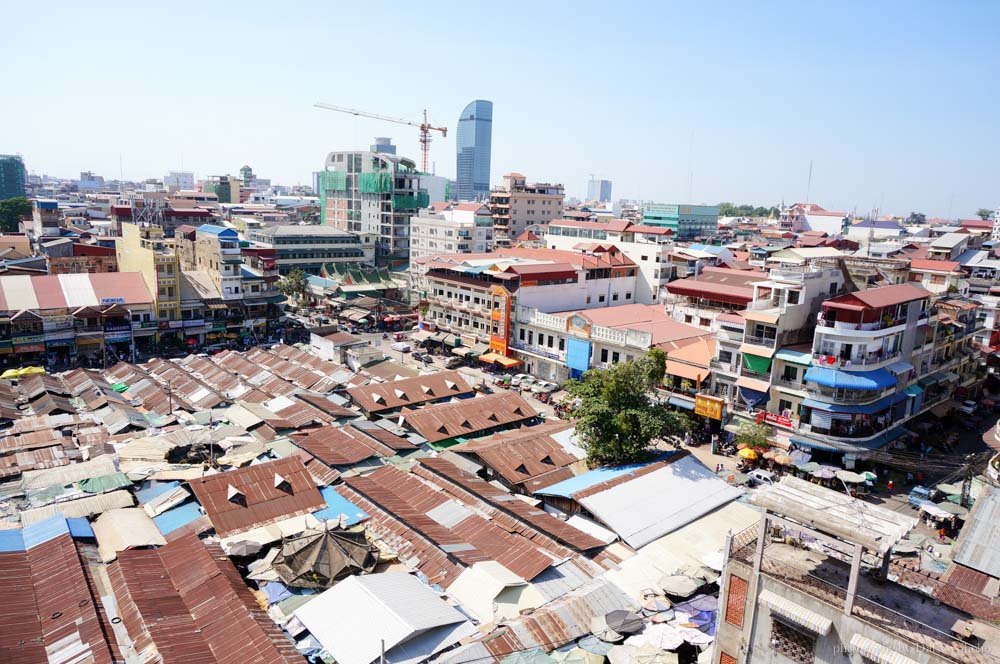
[736,376,771,393]
[494,356,522,368]
[742,354,772,374]
[849,635,919,664]
[739,343,776,358]
[409,329,432,343]
[886,361,914,375]
[738,386,769,406]
[759,590,833,635]
[790,437,841,452]
[667,395,695,410]
[803,366,897,391]
[427,333,446,344]
[774,348,813,366]
[904,384,923,396]
[664,360,709,382]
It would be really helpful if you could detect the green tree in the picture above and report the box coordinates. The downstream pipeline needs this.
[907,212,927,224]
[566,350,691,466]
[0,197,32,233]
[277,268,309,301]
[976,208,994,221]
[734,423,771,450]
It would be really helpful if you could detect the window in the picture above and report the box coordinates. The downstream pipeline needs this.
[641,255,648,261]
[626,292,632,300]
[769,620,816,664]
[685,315,693,324]
[546,335,554,348]
[612,351,620,363]
[558,339,564,351]
[586,296,591,304]
[598,295,606,303]
[778,399,793,414]
[612,293,619,301]
[601,348,609,363]
[782,366,798,381]
[519,328,525,341]
[528,331,534,345]
[699,317,710,327]
[787,290,800,304]
[725,575,748,627]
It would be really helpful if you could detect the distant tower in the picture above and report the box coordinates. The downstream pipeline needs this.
[371,137,397,155]
[240,165,254,185]
[992,207,1000,242]
[455,100,493,201]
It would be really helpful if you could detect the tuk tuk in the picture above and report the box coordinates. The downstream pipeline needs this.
[908,486,934,509]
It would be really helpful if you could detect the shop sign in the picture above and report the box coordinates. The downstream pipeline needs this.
[100,297,126,305]
[183,319,206,328]
[168,320,185,329]
[489,285,511,356]
[13,334,44,345]
[15,343,45,353]
[44,330,76,342]
[42,316,73,331]
[694,394,725,420]
[105,333,131,343]
[756,411,793,427]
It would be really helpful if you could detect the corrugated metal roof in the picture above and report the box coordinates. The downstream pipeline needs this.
[952,487,1000,579]
[92,507,166,562]
[187,456,326,537]
[347,370,473,414]
[153,500,204,535]
[19,490,135,525]
[293,573,474,664]
[453,424,578,488]
[400,392,538,443]
[533,457,665,499]
[292,425,381,466]
[574,454,743,549]
[22,455,118,490]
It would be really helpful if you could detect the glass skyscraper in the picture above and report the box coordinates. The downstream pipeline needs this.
[455,100,493,201]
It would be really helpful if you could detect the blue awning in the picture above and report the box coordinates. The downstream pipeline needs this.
[801,392,905,415]
[774,348,813,366]
[668,395,695,410]
[904,384,924,396]
[803,367,898,391]
[790,437,841,452]
[739,387,769,406]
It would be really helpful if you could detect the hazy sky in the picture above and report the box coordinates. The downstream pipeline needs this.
[3,1,997,217]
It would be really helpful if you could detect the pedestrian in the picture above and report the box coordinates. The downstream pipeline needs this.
[906,472,913,485]
[887,479,894,493]
[938,526,946,543]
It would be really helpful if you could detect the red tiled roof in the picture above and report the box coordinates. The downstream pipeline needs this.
[187,457,326,537]
[910,259,961,272]
[826,283,931,310]
[515,230,540,241]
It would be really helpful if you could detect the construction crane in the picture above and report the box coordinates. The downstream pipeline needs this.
[313,102,447,173]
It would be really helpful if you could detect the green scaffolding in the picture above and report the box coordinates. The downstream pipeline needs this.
[417,190,430,209]
[392,193,417,210]
[359,171,393,194]
[319,170,348,192]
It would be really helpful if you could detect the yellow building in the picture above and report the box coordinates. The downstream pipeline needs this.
[116,223,181,344]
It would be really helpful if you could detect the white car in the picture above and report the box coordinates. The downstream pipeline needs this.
[958,400,978,416]
[532,381,559,394]
[511,373,533,387]
[747,469,776,487]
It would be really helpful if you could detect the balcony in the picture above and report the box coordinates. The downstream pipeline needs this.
[817,311,930,335]
[739,367,772,381]
[804,385,893,404]
[772,377,806,390]
[812,349,903,369]
[709,359,738,373]
[743,334,777,347]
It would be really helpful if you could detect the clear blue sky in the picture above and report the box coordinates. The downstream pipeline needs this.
[2,1,997,217]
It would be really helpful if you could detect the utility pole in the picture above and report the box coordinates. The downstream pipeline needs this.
[167,379,173,414]
[961,453,975,509]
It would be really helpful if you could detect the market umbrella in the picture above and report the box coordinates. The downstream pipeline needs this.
[860,470,878,482]
[676,611,715,635]
[762,450,777,460]
[225,539,262,556]
[935,502,969,517]
[736,441,750,449]
[937,483,963,496]
[590,615,625,643]
[659,574,705,598]
[796,462,821,473]
[650,610,676,624]
[811,466,838,479]
[677,564,720,584]
[501,649,557,664]
[672,626,714,646]
[737,448,758,461]
[836,470,866,484]
[641,598,673,616]
[773,453,794,466]
[578,636,616,657]
[605,610,644,635]
[625,624,685,651]
[271,524,379,589]
[675,595,718,613]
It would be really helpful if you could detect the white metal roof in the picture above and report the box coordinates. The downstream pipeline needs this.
[294,573,474,664]
[577,454,743,549]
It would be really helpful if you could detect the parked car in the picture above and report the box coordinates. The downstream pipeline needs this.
[958,400,978,416]
[532,381,559,394]
[747,469,776,487]
[390,342,411,353]
[511,373,533,387]
[443,357,464,369]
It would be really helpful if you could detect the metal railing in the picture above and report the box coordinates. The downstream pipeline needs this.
[743,335,777,347]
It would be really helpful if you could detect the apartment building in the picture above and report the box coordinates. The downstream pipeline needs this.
[409,202,493,262]
[663,267,772,330]
[413,247,638,360]
[908,258,966,295]
[29,199,61,238]
[248,225,374,276]
[318,150,427,265]
[710,265,846,409]
[641,203,719,239]
[43,242,118,275]
[116,223,181,340]
[201,175,241,204]
[544,218,675,304]
[489,173,564,247]
[512,303,710,383]
[0,272,155,367]
[715,478,994,664]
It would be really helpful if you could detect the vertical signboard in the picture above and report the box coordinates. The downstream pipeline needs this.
[489,285,511,356]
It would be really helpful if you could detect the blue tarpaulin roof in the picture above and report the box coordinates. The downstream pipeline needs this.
[790,437,841,452]
[0,515,71,552]
[904,384,924,396]
[312,486,368,526]
[153,501,203,535]
[66,517,94,538]
[135,480,181,504]
[534,452,678,498]
[801,392,905,415]
[196,224,237,236]
[803,367,897,391]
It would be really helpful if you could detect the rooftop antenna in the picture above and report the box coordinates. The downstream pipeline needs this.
[687,130,694,201]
